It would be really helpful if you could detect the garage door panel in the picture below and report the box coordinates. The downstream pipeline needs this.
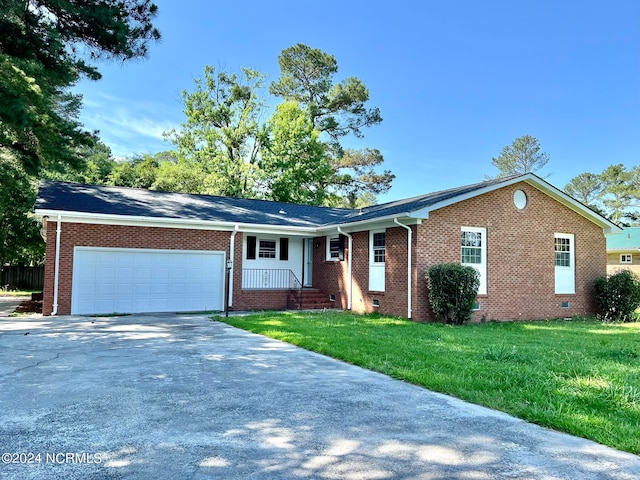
[72,247,225,315]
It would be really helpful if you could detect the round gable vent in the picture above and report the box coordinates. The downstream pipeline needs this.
[514,190,527,209]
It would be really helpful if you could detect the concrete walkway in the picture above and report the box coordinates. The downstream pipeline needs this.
[0,313,638,479]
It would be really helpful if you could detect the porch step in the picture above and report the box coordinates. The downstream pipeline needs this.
[288,289,336,310]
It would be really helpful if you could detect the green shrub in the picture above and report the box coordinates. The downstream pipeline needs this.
[426,263,480,325]
[594,270,640,322]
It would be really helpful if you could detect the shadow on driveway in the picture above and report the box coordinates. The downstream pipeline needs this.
[0,314,638,479]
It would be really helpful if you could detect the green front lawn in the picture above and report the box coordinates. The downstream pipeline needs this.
[217,312,640,454]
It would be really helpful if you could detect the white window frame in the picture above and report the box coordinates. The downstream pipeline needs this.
[325,236,341,261]
[369,230,386,291]
[372,232,386,264]
[258,239,277,259]
[554,233,575,294]
[461,227,487,295]
[621,254,633,264]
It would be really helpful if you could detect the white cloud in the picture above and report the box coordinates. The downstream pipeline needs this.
[79,92,180,158]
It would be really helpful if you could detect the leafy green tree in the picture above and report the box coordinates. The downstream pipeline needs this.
[43,141,116,184]
[599,164,638,224]
[564,172,604,206]
[108,152,161,189]
[565,164,639,225]
[332,148,395,208]
[165,66,268,197]
[270,43,382,154]
[261,102,332,205]
[270,43,392,202]
[151,157,209,194]
[0,0,161,174]
[489,135,550,178]
[0,155,43,266]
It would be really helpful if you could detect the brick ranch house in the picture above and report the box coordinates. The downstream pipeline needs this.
[34,173,621,321]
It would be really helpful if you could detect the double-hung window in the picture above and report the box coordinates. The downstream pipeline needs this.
[326,236,345,261]
[258,240,276,259]
[461,227,487,295]
[373,232,386,263]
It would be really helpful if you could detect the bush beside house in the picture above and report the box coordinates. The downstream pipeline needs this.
[426,263,480,325]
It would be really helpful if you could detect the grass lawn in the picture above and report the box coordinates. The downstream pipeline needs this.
[217,311,640,455]
[0,290,39,297]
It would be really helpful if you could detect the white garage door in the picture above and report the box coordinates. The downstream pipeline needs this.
[71,247,225,315]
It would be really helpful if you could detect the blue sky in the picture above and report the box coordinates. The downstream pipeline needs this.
[75,0,640,203]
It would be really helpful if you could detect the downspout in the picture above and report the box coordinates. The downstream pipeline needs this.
[336,227,353,311]
[394,218,412,319]
[228,225,239,309]
[51,214,62,316]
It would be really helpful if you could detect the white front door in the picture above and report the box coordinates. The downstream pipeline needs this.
[369,230,386,291]
[555,233,575,294]
[303,238,313,287]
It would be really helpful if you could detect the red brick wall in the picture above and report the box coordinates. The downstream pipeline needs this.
[42,222,233,316]
[43,182,607,321]
[410,182,606,321]
[312,182,606,321]
[42,224,290,316]
[311,236,346,308]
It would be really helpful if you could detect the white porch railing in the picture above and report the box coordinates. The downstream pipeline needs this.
[242,269,302,291]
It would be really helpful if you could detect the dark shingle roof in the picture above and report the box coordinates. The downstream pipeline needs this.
[35,176,522,229]
[35,181,352,228]
[341,176,514,223]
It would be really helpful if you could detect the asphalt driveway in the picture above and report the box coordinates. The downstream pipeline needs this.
[0,314,638,479]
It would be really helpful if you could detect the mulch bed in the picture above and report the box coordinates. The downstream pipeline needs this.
[15,300,43,314]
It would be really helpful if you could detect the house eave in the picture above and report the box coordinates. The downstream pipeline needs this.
[33,209,320,236]
[406,173,622,234]
[319,213,421,234]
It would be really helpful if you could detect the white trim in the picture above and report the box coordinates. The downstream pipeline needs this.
[408,174,622,233]
[325,235,341,261]
[337,227,353,311]
[394,218,412,319]
[620,254,633,264]
[461,226,487,295]
[369,229,386,292]
[36,174,621,241]
[51,214,62,316]
[554,233,575,294]
[228,225,239,307]
[34,209,318,236]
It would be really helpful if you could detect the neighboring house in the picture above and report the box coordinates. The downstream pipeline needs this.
[34,173,621,321]
[606,227,640,276]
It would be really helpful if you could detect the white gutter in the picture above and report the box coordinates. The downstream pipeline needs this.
[325,212,414,232]
[228,225,239,307]
[51,214,62,316]
[394,218,412,319]
[336,227,353,311]
[34,209,319,235]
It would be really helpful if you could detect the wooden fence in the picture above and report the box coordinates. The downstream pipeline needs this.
[1,266,44,290]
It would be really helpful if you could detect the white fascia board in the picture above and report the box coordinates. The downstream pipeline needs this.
[34,209,318,236]
[407,175,538,219]
[407,173,622,233]
[318,214,421,234]
[520,176,622,233]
